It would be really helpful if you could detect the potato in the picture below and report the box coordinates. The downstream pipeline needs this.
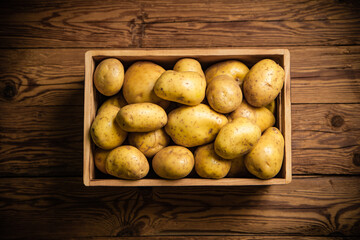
[265,100,276,114]
[116,103,167,132]
[243,59,285,107]
[194,143,231,179]
[206,75,242,114]
[244,127,284,179]
[214,117,261,159]
[226,155,250,178]
[122,61,169,109]
[94,148,110,174]
[229,100,275,132]
[128,128,170,157]
[205,60,249,86]
[165,104,228,147]
[174,58,205,77]
[154,70,206,106]
[91,105,127,150]
[94,58,124,96]
[97,93,127,115]
[105,145,149,180]
[152,146,194,179]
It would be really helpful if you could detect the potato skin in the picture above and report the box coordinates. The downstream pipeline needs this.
[174,58,205,78]
[152,146,194,179]
[128,128,170,157]
[243,59,285,107]
[205,60,249,86]
[154,70,206,106]
[244,127,284,179]
[97,93,127,115]
[116,103,167,132]
[94,148,110,174]
[94,58,124,96]
[214,117,261,159]
[165,104,228,147]
[229,100,275,132]
[105,146,149,180]
[195,143,231,179]
[91,105,127,150]
[122,61,169,109]
[206,75,242,114]
[265,100,276,114]
[226,155,250,178]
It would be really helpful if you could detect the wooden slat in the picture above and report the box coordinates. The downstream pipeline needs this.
[0,103,359,176]
[1,0,359,23]
[0,176,359,238]
[0,19,359,48]
[0,46,359,105]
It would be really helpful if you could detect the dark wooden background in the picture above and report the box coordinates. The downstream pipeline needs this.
[0,0,360,239]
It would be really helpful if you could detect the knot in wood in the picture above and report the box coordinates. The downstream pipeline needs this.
[353,153,360,167]
[2,80,17,99]
[330,115,344,128]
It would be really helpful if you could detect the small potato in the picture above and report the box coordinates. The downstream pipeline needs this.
[205,60,249,86]
[165,104,228,147]
[154,70,206,106]
[116,103,167,132]
[226,155,250,178]
[91,105,127,150]
[214,117,261,159]
[128,128,170,157]
[106,146,149,180]
[94,58,124,96]
[94,148,110,174]
[206,75,242,113]
[152,146,194,179]
[229,100,275,132]
[243,59,285,107]
[174,58,205,78]
[245,127,284,179]
[265,100,276,114]
[122,61,169,109]
[195,143,231,179]
[97,93,127,115]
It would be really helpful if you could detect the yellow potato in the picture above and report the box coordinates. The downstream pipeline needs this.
[226,155,249,178]
[214,117,261,159]
[205,60,249,86]
[243,59,285,107]
[194,143,231,179]
[165,104,228,147]
[97,93,127,115]
[174,58,205,78]
[206,75,242,113]
[106,145,149,180]
[154,70,206,106]
[152,146,194,179]
[94,148,110,174]
[128,128,170,157]
[116,103,167,132]
[265,100,276,114]
[94,58,124,96]
[229,100,275,132]
[91,105,127,150]
[122,61,169,109]
[245,127,284,179]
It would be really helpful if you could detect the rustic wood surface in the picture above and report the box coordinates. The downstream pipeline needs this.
[0,0,359,239]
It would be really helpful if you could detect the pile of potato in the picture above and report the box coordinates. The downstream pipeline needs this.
[90,57,285,180]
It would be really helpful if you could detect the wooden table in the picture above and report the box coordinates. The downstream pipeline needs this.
[0,0,359,239]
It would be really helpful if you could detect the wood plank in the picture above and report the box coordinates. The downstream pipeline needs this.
[0,19,359,48]
[0,46,359,106]
[0,103,359,176]
[0,176,359,238]
[74,237,358,240]
[1,0,359,23]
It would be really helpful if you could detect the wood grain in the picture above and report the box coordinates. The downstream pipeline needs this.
[0,176,359,238]
[0,46,359,105]
[1,0,359,23]
[74,237,359,240]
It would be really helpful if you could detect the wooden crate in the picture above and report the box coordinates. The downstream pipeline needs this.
[84,49,291,186]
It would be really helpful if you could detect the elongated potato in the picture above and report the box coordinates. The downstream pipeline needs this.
[205,60,249,86]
